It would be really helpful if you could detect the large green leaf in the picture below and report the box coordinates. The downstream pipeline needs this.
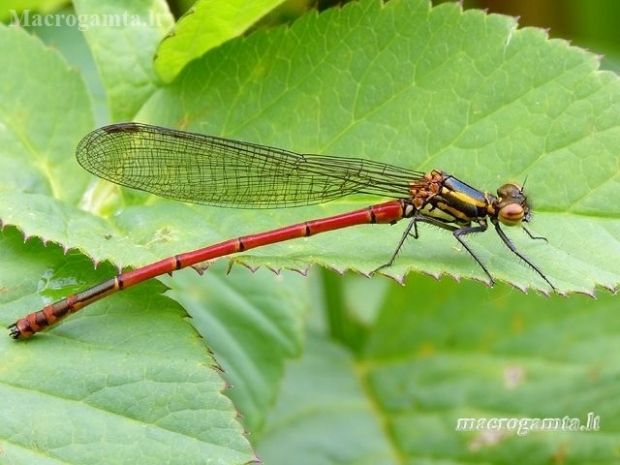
[0,227,256,464]
[5,0,619,294]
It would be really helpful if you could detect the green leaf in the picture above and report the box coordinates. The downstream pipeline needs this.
[0,227,256,464]
[259,330,397,463]
[162,263,307,434]
[154,0,289,83]
[0,24,93,204]
[72,0,175,121]
[259,273,620,464]
[0,0,67,22]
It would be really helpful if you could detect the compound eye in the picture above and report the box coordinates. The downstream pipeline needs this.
[497,183,523,200]
[499,203,524,226]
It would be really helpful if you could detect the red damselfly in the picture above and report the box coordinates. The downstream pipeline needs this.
[8,122,555,339]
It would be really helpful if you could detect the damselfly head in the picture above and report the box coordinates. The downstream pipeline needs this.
[495,183,530,227]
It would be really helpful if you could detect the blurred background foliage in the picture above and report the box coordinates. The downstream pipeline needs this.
[4,0,620,69]
[164,0,620,73]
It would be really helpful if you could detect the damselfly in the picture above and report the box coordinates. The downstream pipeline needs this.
[9,122,555,339]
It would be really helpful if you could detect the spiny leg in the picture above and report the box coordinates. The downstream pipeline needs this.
[392,215,496,285]
[373,215,421,273]
[493,221,557,292]
[452,222,496,286]
[373,215,495,285]
[372,215,554,291]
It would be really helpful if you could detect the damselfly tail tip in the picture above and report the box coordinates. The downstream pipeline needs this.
[7,318,37,339]
[7,323,22,340]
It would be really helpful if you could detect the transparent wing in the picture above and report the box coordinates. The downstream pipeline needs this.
[77,123,423,208]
